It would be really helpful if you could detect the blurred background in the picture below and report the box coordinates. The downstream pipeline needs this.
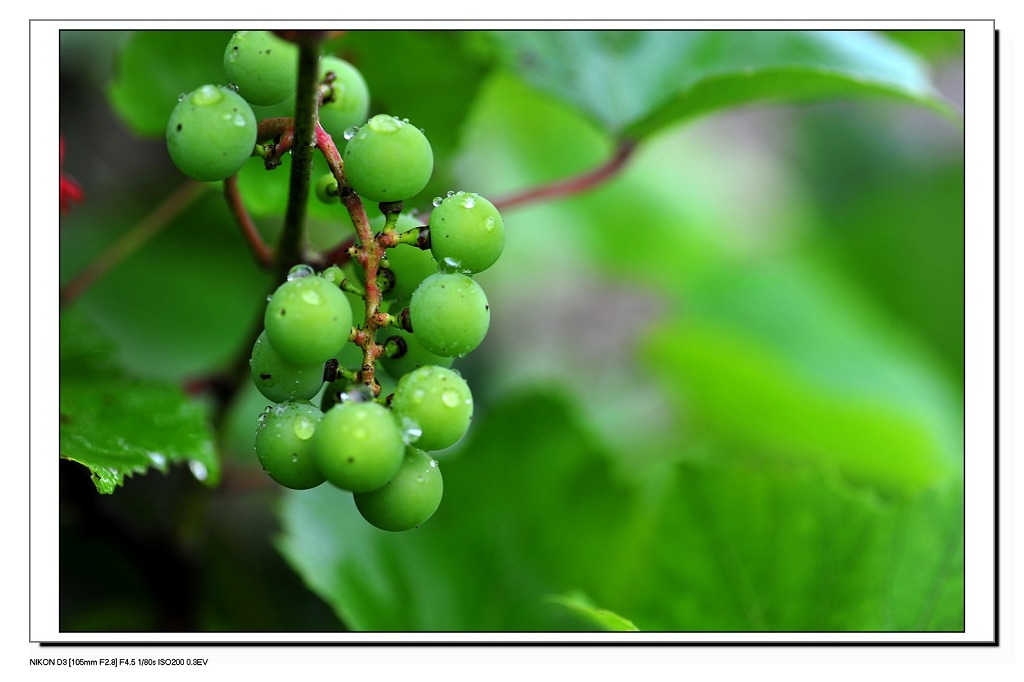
[58,29,965,632]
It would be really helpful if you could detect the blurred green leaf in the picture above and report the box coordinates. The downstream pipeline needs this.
[882,30,964,61]
[59,313,219,494]
[277,389,962,631]
[547,592,639,631]
[108,30,235,137]
[493,30,957,140]
[644,262,963,495]
[67,191,273,380]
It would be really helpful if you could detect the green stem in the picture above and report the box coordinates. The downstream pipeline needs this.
[275,39,323,281]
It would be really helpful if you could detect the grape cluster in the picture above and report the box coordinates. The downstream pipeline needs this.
[165,31,508,532]
[166,30,370,182]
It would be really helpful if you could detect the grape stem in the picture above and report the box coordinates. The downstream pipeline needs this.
[223,175,272,268]
[274,38,323,282]
[490,139,637,212]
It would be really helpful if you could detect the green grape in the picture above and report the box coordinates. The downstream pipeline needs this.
[254,401,325,490]
[354,448,443,531]
[391,365,472,451]
[384,243,438,302]
[315,173,339,203]
[429,192,505,274]
[249,331,325,402]
[409,273,490,357]
[317,56,370,141]
[223,31,298,106]
[379,327,452,378]
[313,401,405,492]
[166,84,257,182]
[343,114,433,203]
[264,272,353,366]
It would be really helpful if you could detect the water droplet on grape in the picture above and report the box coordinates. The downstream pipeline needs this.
[441,390,460,407]
[441,256,462,272]
[432,197,443,207]
[429,459,439,468]
[411,389,426,404]
[460,194,476,209]
[485,217,495,231]
[301,289,322,305]
[293,417,316,440]
[343,126,360,140]
[147,452,167,468]
[400,416,422,444]
[266,295,273,302]
[178,92,187,102]
[287,264,315,281]
[291,454,299,463]
[446,190,456,198]
[416,476,425,484]
[189,460,209,482]
[226,82,239,92]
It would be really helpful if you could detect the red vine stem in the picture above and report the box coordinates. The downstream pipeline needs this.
[223,175,273,268]
[59,180,207,307]
[490,139,638,213]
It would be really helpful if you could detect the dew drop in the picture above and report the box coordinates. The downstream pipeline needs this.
[400,416,423,444]
[188,460,209,482]
[343,126,360,140]
[287,263,315,281]
[291,454,299,463]
[485,216,495,231]
[301,289,322,305]
[411,389,426,404]
[460,194,476,209]
[441,256,462,272]
[446,190,456,198]
[429,459,439,468]
[147,452,167,468]
[441,390,460,407]
[177,92,187,102]
[266,295,273,302]
[293,416,316,440]
[226,82,240,92]
[432,197,443,207]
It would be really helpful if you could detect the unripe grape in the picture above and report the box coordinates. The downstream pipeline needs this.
[429,192,505,274]
[409,273,490,357]
[264,273,353,366]
[354,448,443,531]
[344,114,433,203]
[391,365,473,451]
[223,31,298,106]
[254,401,326,490]
[317,56,370,141]
[315,173,339,203]
[166,84,257,182]
[313,401,405,492]
[249,331,325,402]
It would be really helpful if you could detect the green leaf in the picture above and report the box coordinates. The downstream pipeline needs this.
[59,313,219,494]
[643,262,963,495]
[547,592,639,631]
[493,30,957,140]
[277,390,962,631]
[108,30,236,137]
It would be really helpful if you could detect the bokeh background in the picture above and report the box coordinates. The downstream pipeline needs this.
[58,29,965,632]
